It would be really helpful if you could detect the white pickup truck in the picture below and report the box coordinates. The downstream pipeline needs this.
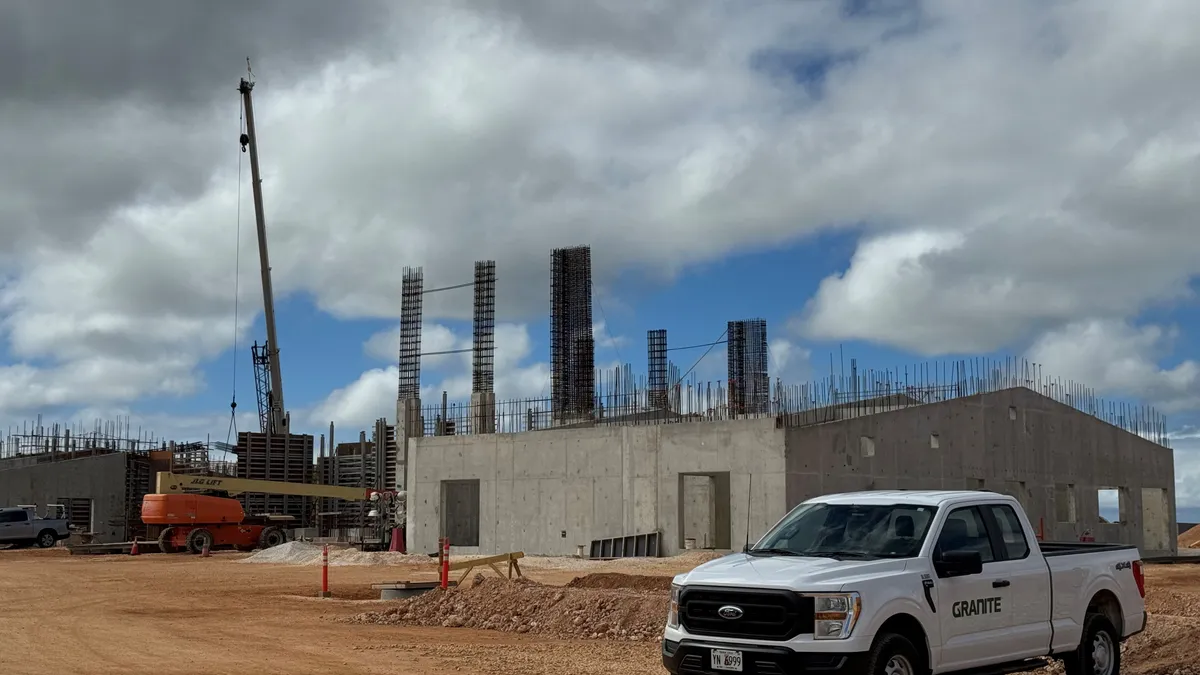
[663,490,1146,675]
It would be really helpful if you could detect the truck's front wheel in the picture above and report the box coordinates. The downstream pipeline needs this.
[1064,613,1120,675]
[864,632,922,675]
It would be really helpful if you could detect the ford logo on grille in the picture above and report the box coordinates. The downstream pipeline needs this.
[717,605,744,620]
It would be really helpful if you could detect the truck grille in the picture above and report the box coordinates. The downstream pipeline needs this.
[680,587,813,640]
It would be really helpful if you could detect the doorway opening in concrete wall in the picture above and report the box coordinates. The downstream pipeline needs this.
[1096,487,1127,525]
[440,479,480,547]
[1141,487,1171,551]
[678,472,731,550]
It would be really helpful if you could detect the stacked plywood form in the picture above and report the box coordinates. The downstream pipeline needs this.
[234,432,313,524]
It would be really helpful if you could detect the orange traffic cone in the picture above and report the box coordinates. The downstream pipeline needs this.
[129,539,140,556]
[201,541,211,558]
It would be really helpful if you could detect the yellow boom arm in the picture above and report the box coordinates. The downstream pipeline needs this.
[154,471,398,501]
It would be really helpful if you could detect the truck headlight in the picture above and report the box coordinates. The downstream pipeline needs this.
[667,584,682,628]
[810,592,861,640]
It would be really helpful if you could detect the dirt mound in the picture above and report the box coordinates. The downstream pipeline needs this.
[566,573,674,592]
[346,574,669,641]
[1179,525,1200,549]
[239,541,431,566]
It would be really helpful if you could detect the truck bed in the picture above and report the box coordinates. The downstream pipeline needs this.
[1038,540,1138,556]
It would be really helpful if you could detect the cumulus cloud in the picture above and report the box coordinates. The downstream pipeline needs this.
[307,322,551,430]
[4,1,1200,430]
[1025,319,1200,414]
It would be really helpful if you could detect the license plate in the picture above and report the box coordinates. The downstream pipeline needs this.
[711,649,743,672]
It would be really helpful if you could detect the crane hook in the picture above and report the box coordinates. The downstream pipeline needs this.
[240,133,249,153]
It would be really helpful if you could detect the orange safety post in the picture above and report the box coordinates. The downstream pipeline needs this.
[130,538,140,556]
[440,537,450,589]
[319,544,331,598]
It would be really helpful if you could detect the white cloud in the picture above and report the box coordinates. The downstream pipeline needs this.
[1170,428,1200,509]
[5,2,1200,428]
[1025,319,1200,413]
[307,322,550,430]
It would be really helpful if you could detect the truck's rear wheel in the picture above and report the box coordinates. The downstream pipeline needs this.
[864,633,920,675]
[1063,613,1120,675]
[258,526,286,549]
[36,530,57,549]
[157,527,177,554]
[186,528,214,555]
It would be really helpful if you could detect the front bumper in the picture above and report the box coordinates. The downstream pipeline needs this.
[662,638,866,674]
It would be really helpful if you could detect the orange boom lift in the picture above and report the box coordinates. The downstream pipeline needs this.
[142,472,399,554]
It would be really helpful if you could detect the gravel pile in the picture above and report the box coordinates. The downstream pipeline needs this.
[345,574,669,641]
[239,541,430,566]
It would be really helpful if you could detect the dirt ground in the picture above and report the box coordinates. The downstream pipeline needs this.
[2,548,1199,675]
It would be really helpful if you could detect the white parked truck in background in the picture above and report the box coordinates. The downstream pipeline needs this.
[663,490,1146,675]
[0,505,70,549]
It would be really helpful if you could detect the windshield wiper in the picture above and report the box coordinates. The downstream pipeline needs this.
[746,547,802,556]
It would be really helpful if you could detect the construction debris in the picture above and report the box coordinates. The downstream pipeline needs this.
[346,574,668,641]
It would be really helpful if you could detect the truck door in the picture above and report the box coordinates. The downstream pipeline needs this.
[979,503,1052,659]
[934,506,1014,671]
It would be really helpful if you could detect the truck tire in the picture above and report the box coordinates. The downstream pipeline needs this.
[1063,613,1120,675]
[157,527,177,554]
[258,526,286,550]
[186,528,214,555]
[863,632,922,675]
[36,530,58,549]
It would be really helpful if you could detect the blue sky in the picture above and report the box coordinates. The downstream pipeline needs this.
[4,2,1200,519]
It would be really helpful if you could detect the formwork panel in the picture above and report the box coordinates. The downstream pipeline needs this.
[234,432,314,525]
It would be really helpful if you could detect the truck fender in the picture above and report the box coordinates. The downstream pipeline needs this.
[859,598,937,666]
[859,595,931,648]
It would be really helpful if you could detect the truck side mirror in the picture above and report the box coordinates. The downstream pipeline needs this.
[934,550,983,578]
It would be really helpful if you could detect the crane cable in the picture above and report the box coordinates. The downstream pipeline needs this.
[227,96,246,446]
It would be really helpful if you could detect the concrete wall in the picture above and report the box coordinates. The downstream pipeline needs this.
[0,453,131,543]
[407,418,786,556]
[783,387,1177,556]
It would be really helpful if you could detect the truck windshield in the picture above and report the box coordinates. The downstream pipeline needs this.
[750,503,937,559]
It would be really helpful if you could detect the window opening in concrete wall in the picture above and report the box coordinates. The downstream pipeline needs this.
[1055,484,1076,523]
[1008,406,1017,421]
[859,436,876,458]
[1096,487,1127,524]
[678,473,731,550]
[1141,487,1170,552]
[929,434,940,449]
[968,478,985,490]
[440,479,481,547]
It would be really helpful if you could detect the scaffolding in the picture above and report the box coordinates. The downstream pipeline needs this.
[472,260,497,394]
[550,245,595,423]
[398,267,424,399]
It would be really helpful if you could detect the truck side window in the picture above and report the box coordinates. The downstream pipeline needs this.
[935,507,994,563]
[986,504,1030,560]
[0,510,27,523]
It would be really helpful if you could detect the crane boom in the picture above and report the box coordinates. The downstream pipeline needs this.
[238,76,288,435]
[154,471,400,501]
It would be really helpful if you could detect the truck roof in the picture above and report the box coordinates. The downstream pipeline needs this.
[809,490,1014,507]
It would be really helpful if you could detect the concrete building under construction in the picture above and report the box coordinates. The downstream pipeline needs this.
[405,383,1176,558]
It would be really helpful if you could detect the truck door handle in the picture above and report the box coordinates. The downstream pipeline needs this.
[992,580,1010,588]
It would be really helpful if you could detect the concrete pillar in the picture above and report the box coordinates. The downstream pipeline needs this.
[470,391,497,435]
[396,396,421,554]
